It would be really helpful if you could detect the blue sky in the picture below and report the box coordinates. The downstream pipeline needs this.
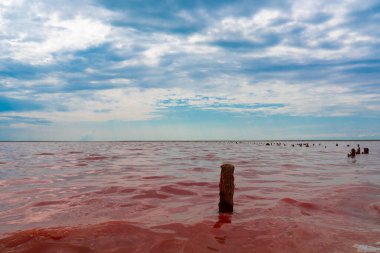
[0,0,379,140]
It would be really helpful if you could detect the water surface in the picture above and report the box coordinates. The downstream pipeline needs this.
[0,141,379,252]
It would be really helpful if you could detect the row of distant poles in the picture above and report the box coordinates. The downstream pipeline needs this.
[347,145,369,158]
[259,142,369,158]
[218,143,370,213]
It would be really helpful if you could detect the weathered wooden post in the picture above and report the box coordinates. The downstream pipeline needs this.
[348,148,356,158]
[219,164,235,213]
[356,144,361,155]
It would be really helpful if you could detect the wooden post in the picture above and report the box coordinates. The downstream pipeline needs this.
[356,145,361,154]
[219,164,235,213]
[348,148,356,158]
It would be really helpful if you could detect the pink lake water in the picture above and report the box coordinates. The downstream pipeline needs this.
[0,141,379,253]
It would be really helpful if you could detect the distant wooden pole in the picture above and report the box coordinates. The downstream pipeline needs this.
[219,164,235,213]
[348,148,356,158]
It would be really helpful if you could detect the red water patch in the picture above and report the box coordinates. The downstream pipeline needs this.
[132,190,170,199]
[82,154,108,161]
[2,142,380,252]
[142,175,171,180]
[95,186,122,194]
[32,201,68,207]
[176,181,212,187]
[188,167,212,172]
[281,163,306,169]
[76,198,104,206]
[281,198,318,210]
[34,153,55,156]
[0,219,379,253]
[7,178,52,186]
[160,185,197,196]
[240,195,275,201]
[370,203,380,214]
[2,217,380,253]
[256,170,283,176]
[204,154,218,161]
[167,205,190,213]
[76,163,87,167]
[0,227,70,249]
[207,184,219,189]
[334,185,378,193]
[120,188,136,194]
[95,186,136,195]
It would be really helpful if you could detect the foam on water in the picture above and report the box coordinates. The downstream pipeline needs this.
[354,244,380,252]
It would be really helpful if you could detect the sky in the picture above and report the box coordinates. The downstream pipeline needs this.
[0,0,379,141]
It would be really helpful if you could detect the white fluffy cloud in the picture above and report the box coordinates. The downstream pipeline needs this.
[0,0,379,128]
[0,0,112,64]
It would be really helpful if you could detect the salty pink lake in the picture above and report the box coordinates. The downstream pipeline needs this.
[0,141,379,253]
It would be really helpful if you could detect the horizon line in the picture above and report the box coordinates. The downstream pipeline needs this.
[0,139,379,142]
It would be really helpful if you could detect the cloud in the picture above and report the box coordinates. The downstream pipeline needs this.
[7,15,111,64]
[0,0,113,64]
[0,0,379,140]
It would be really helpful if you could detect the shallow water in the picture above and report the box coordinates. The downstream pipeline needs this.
[0,141,379,253]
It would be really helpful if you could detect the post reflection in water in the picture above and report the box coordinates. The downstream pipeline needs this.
[213,213,232,229]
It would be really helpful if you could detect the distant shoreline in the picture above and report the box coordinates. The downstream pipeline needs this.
[1,140,379,143]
